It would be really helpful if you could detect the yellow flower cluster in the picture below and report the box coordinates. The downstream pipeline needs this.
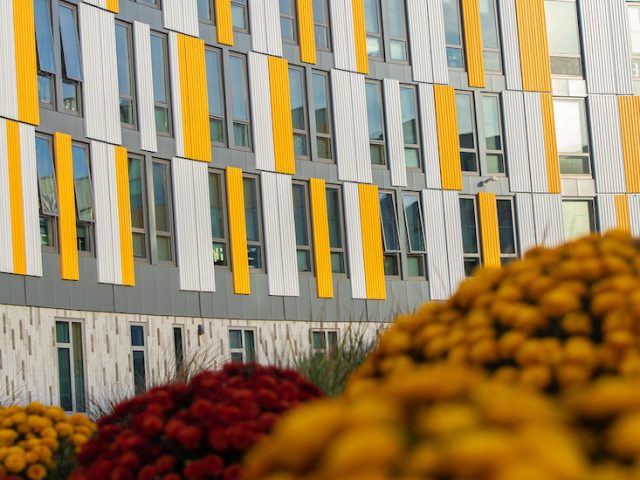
[243,364,590,480]
[351,231,640,392]
[0,402,95,479]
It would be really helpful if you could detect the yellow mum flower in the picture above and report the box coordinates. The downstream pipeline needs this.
[54,422,74,437]
[0,429,18,447]
[26,463,47,480]
[40,427,57,439]
[3,451,27,473]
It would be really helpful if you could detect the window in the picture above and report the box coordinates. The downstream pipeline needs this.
[482,94,505,174]
[229,329,256,363]
[232,0,249,31]
[628,4,640,79]
[379,191,400,276]
[443,0,465,68]
[293,182,312,272]
[480,0,502,73]
[206,48,226,145]
[497,199,518,264]
[59,3,83,113]
[553,98,591,175]
[365,0,383,58]
[209,170,228,266]
[198,0,214,22]
[311,330,338,355]
[386,0,409,61]
[312,71,333,161]
[326,186,346,274]
[36,135,58,249]
[364,0,409,61]
[544,0,582,76]
[34,0,56,108]
[243,176,263,269]
[402,193,427,278]
[130,324,147,395]
[173,326,185,374]
[128,155,147,259]
[456,92,478,173]
[366,81,386,166]
[56,320,86,412]
[152,160,174,263]
[563,199,596,241]
[289,67,309,158]
[400,85,421,170]
[139,0,160,6]
[71,143,94,253]
[313,0,331,50]
[229,53,251,149]
[280,0,298,43]
[460,197,480,276]
[115,22,136,127]
[150,32,171,134]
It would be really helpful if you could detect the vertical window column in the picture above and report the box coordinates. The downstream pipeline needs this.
[130,324,147,395]
[312,71,333,161]
[229,53,252,149]
[289,67,309,158]
[456,92,479,173]
[59,2,83,113]
[36,135,59,249]
[232,0,249,31]
[206,48,226,145]
[280,0,298,43]
[443,0,465,69]
[35,0,56,108]
[366,81,386,166]
[128,156,147,259]
[56,320,86,412]
[229,329,256,362]
[152,160,174,263]
[115,22,136,127]
[497,199,518,264]
[544,0,583,77]
[400,85,420,170]
[402,193,427,277]
[209,170,229,266]
[71,143,94,252]
[480,0,502,73]
[243,176,263,269]
[312,0,331,50]
[326,186,346,273]
[553,98,591,175]
[460,197,480,276]
[379,191,401,276]
[150,32,171,134]
[293,182,313,272]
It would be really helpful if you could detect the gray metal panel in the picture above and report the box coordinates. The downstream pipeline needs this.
[588,95,626,193]
[407,0,433,83]
[498,0,523,91]
[193,161,215,292]
[597,194,617,233]
[332,69,357,182]
[580,0,616,94]
[532,194,564,247]
[134,22,157,152]
[383,79,406,187]
[162,0,199,37]
[418,84,441,189]
[350,73,373,183]
[630,195,640,237]
[343,182,366,299]
[168,33,185,160]
[0,120,12,273]
[422,189,450,300]
[276,173,299,296]
[329,0,356,72]
[248,53,275,171]
[427,0,449,84]
[20,124,41,277]
[515,193,536,255]
[0,0,17,121]
[523,93,547,193]
[442,190,465,293]
[503,91,531,192]
[609,0,634,95]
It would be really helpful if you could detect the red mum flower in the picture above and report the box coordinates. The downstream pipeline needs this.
[177,426,203,450]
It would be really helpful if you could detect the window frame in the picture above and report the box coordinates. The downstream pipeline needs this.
[364,0,409,63]
[128,154,149,262]
[443,0,466,70]
[310,329,338,355]
[115,20,137,129]
[399,84,422,171]
[312,0,332,51]
[35,0,57,111]
[206,46,227,146]
[228,52,252,151]
[71,141,95,256]
[173,325,185,375]
[242,174,265,271]
[553,97,592,177]
[311,70,334,163]
[150,31,173,137]
[231,0,249,32]
[479,0,503,74]
[36,133,59,252]
[562,198,598,241]
[228,328,257,363]
[197,0,216,24]
[55,318,87,413]
[292,181,314,274]
[151,158,175,265]
[59,1,83,116]
[130,323,148,396]
[280,0,299,44]
[627,2,640,79]
[289,65,310,159]
[459,196,481,276]
[366,79,387,167]
[401,192,427,279]
[496,197,519,265]
[208,168,230,269]
[325,184,348,276]
[544,0,584,78]
[378,189,401,277]
[456,90,480,174]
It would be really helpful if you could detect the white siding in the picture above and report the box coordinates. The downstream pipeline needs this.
[407,0,433,83]
[532,194,564,247]
[442,190,465,293]
[418,84,441,189]
[597,194,617,233]
[329,0,357,72]
[503,91,532,192]
[383,79,406,187]
[0,0,18,122]
[422,189,450,300]
[630,195,640,237]
[162,0,199,37]
[350,73,372,183]
[523,93,548,193]
[498,0,523,90]
[248,53,276,172]
[0,120,13,273]
[276,173,299,296]
[168,33,185,160]
[134,22,157,152]
[20,124,41,277]
[589,95,626,193]
[427,0,449,84]
[79,4,121,145]
[580,0,615,94]
[609,0,634,95]
[193,162,215,292]
[249,0,282,56]
[343,183,366,299]
[515,193,537,254]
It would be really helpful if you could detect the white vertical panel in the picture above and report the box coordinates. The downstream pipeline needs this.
[134,22,157,152]
[19,124,41,277]
[82,0,106,9]
[0,0,18,121]
[249,53,276,172]
[503,91,531,192]
[515,193,536,255]
[418,84,441,189]
[332,70,357,182]
[589,95,626,193]
[383,79,407,187]
[442,190,465,293]
[193,162,215,292]
[329,0,356,72]
[350,73,372,183]
[580,0,615,94]
[533,194,564,247]
[597,194,617,233]
[249,0,267,54]
[498,0,523,90]
[163,0,199,37]
[0,121,13,273]
[343,183,366,299]
[261,173,284,295]
[79,4,121,145]
[276,174,299,296]
[523,93,548,193]
[172,158,197,291]
[609,0,634,95]
[422,190,450,300]
[407,0,433,83]
[427,0,449,84]
[629,195,640,237]
[168,33,185,160]
[249,0,282,56]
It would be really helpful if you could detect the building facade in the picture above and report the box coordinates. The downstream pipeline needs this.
[1,0,640,410]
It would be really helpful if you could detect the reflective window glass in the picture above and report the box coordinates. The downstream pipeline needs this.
[34,0,56,74]
[59,4,83,81]
[36,136,58,215]
[71,145,93,222]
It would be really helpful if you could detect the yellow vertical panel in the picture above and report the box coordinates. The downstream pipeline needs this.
[54,133,79,281]
[619,96,640,193]
[461,0,485,88]
[178,34,212,163]
[297,0,316,64]
[13,0,39,125]
[514,0,551,92]
[115,147,135,286]
[268,56,295,174]
[434,85,462,190]
[226,167,250,294]
[478,192,501,268]
[7,121,26,275]
[105,0,119,13]
[358,184,386,300]
[615,195,631,233]
[215,0,234,46]
[540,93,561,193]
[351,0,368,74]
[309,178,333,298]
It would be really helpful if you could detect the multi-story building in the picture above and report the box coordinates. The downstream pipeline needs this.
[1,0,639,410]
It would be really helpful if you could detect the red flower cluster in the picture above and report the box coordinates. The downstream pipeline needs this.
[70,364,322,480]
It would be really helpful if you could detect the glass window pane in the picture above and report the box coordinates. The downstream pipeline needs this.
[297,250,312,272]
[57,348,72,411]
[71,323,85,412]
[379,193,399,251]
[247,245,262,268]
[387,0,405,38]
[130,325,145,346]
[150,34,167,104]
[128,157,144,230]
[405,148,420,169]
[563,201,594,241]
[403,195,425,252]
[230,55,249,122]
[366,82,384,141]
[244,330,256,363]
[482,95,502,151]
[456,93,475,149]
[400,87,417,145]
[62,81,79,112]
[443,0,462,45]
[71,145,93,222]
[460,198,479,254]
[36,136,58,215]
[390,40,407,61]
[233,122,250,148]
[330,252,344,273]
[232,3,246,29]
[157,236,172,262]
[545,1,580,56]
[206,49,224,117]
[198,0,211,19]
[479,0,499,49]
[326,188,343,249]
[76,223,91,252]
[132,351,146,395]
[313,73,330,135]
[155,106,169,133]
[559,155,590,175]
[38,74,53,105]
[364,0,381,34]
[407,255,424,277]
[56,321,70,343]
[553,100,589,155]
[115,24,132,98]
[153,163,170,232]
[384,255,399,275]
[367,36,383,57]
[289,68,306,131]
[174,327,184,371]
[486,153,505,174]
[629,6,640,54]
[312,331,326,350]
[496,200,516,255]
[447,47,464,68]
[209,173,225,239]
[229,330,243,349]
[317,137,332,160]
[292,184,309,246]
[34,0,56,74]
[59,5,83,81]
[483,51,502,72]
[243,178,260,242]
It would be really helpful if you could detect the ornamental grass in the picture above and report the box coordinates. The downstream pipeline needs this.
[0,403,95,480]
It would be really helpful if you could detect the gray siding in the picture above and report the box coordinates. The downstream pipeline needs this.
[499,0,523,91]
[383,78,407,187]
[422,189,450,300]
[589,95,626,193]
[504,91,532,192]
[162,0,199,37]
[596,194,617,232]
[407,0,433,83]
[343,182,366,299]
[419,83,442,189]
[533,194,564,247]
[515,193,536,254]
[248,52,276,172]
